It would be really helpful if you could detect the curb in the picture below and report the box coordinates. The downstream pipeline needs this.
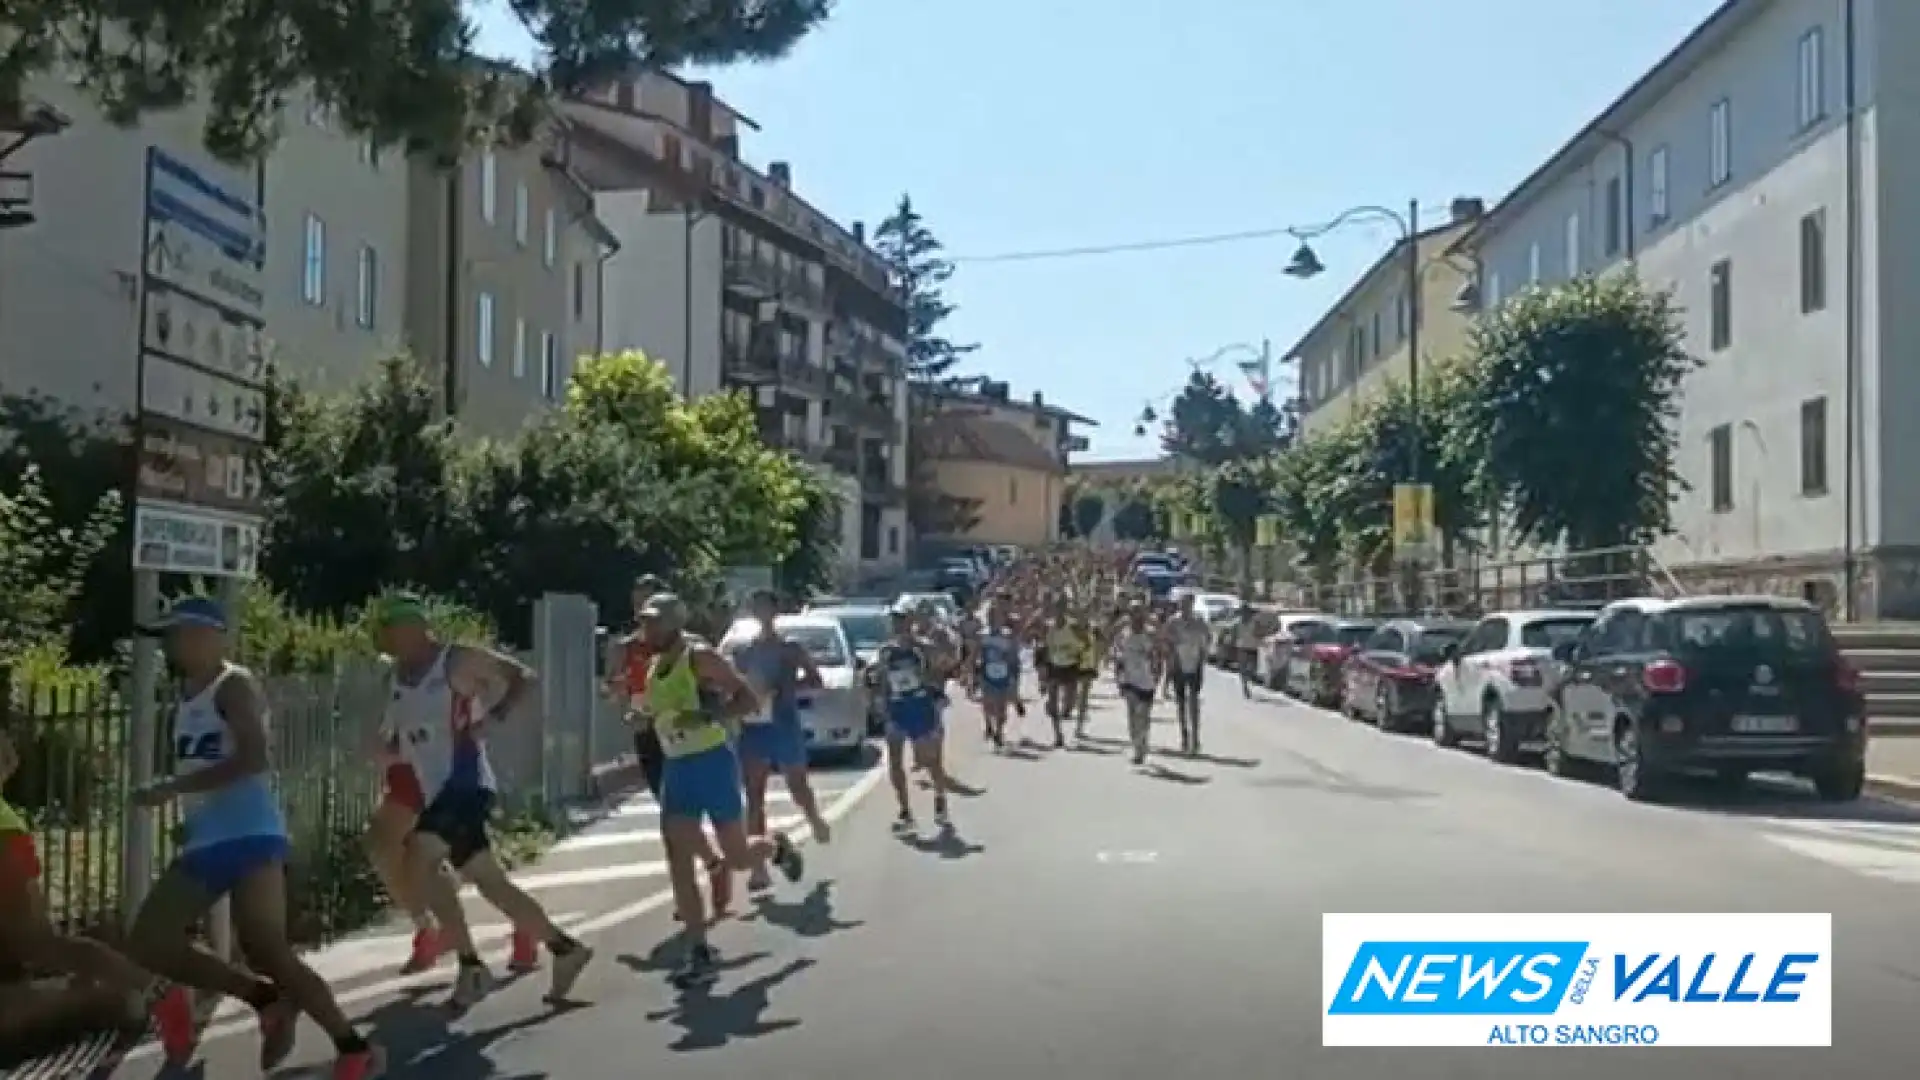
[1867,773,1920,804]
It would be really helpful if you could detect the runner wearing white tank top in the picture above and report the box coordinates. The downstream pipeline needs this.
[372,594,592,1011]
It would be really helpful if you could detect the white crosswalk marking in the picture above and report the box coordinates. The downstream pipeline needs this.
[1752,817,1920,884]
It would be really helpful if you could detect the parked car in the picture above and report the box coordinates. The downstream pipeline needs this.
[805,604,891,735]
[1287,619,1379,706]
[1344,618,1474,732]
[1255,613,1335,689]
[1545,595,1866,802]
[1429,609,1596,762]
[717,614,868,761]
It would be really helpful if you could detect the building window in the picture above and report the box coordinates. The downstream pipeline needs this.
[1798,28,1825,130]
[1710,424,1733,512]
[1708,98,1731,188]
[1486,270,1502,309]
[1008,476,1018,504]
[354,245,377,328]
[1709,259,1732,350]
[1799,209,1827,313]
[476,292,495,367]
[479,151,497,224]
[513,183,529,246]
[1394,293,1408,341]
[887,525,900,555]
[300,214,325,306]
[1648,145,1670,225]
[541,331,559,400]
[1800,397,1829,496]
[1565,212,1581,277]
[1528,242,1541,284]
[543,207,557,267]
[1603,175,1623,257]
[572,263,586,321]
[513,317,527,378]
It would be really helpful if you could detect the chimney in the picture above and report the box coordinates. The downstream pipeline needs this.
[1031,391,1045,409]
[1449,196,1486,224]
[852,221,865,244]
[768,161,791,188]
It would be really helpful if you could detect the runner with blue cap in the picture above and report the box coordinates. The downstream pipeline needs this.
[127,596,383,1079]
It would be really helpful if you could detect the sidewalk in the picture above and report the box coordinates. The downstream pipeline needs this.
[1868,730,1920,802]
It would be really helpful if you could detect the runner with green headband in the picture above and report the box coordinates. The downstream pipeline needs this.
[371,593,593,1010]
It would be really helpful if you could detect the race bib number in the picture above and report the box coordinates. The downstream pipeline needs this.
[984,661,1009,681]
[887,669,921,696]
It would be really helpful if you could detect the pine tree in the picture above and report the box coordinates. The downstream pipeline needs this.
[873,194,976,385]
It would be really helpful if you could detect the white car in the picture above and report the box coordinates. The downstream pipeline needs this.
[897,591,959,624]
[1429,609,1597,763]
[1256,613,1337,688]
[719,615,868,761]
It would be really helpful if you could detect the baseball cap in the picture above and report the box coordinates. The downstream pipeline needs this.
[146,596,228,634]
[369,592,430,630]
[638,593,689,629]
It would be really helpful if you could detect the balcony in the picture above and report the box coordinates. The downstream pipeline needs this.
[723,253,828,314]
[828,319,904,376]
[860,465,906,505]
[723,332,829,396]
[822,443,860,475]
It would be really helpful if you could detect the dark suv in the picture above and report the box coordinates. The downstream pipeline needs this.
[1547,596,1866,802]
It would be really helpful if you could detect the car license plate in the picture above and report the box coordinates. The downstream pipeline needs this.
[1731,714,1798,734]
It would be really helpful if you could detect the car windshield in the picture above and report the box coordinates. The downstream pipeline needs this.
[1411,629,1467,663]
[1665,606,1832,660]
[901,594,956,616]
[1521,617,1594,650]
[1336,625,1377,646]
[780,625,850,666]
[827,612,890,652]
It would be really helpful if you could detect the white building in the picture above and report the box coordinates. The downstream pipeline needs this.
[1455,0,1920,618]
[563,72,911,585]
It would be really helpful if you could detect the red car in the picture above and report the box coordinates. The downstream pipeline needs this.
[1344,619,1473,733]
[1287,619,1379,707]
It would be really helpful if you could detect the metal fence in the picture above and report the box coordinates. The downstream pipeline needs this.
[1278,545,1686,617]
[0,592,616,945]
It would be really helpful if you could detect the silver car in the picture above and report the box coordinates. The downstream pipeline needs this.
[719,615,868,762]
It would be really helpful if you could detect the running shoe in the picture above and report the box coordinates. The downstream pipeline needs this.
[451,960,493,1010]
[153,985,198,1066]
[892,810,914,833]
[669,944,720,989]
[332,1043,387,1080]
[547,943,594,1002]
[771,832,805,882]
[257,994,300,1070]
[400,926,443,974]
[508,928,540,973]
[933,800,950,828]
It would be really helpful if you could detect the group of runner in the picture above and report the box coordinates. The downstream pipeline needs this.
[0,546,1232,1077]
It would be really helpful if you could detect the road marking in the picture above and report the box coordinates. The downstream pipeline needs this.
[125,762,888,1059]
[577,786,821,821]
[549,814,808,854]
[1095,850,1159,864]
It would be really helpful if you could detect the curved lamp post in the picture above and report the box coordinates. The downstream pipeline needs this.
[1132,340,1275,437]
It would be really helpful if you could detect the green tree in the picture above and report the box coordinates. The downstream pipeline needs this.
[1159,371,1245,466]
[0,464,119,663]
[873,195,976,385]
[1071,490,1107,539]
[1453,274,1696,550]
[1110,497,1158,543]
[2,1,834,162]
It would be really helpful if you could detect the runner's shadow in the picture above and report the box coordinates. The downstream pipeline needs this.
[999,745,1045,761]
[1152,749,1261,768]
[283,984,577,1079]
[1066,741,1119,755]
[898,824,986,860]
[646,956,814,1051]
[1142,764,1212,786]
[618,947,770,982]
[1078,735,1128,749]
[742,880,865,939]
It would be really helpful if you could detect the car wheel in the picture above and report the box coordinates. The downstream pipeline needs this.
[1484,697,1520,765]
[1375,683,1395,733]
[1812,761,1865,802]
[1431,701,1460,748]
[1543,712,1575,778]
[1613,721,1662,802]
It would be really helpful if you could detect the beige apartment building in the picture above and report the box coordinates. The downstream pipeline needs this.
[1290,198,1484,438]
[563,71,912,581]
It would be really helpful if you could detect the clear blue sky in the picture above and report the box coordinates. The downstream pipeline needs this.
[476,0,1723,461]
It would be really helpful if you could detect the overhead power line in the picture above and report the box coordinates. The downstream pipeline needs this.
[947,197,1469,266]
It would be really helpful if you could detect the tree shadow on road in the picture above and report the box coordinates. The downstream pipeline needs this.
[644,956,815,1052]
[740,881,865,939]
[898,823,986,860]
[1141,763,1212,786]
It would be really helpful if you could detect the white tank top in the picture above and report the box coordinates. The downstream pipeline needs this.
[173,665,285,849]
[385,647,497,797]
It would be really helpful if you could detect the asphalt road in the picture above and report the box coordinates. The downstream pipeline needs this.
[108,676,1920,1078]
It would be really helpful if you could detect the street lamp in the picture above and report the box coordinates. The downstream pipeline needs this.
[1131,340,1276,438]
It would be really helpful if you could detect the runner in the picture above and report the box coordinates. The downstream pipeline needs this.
[1041,599,1081,748]
[1112,603,1164,766]
[125,597,382,1078]
[1233,602,1263,706]
[0,727,163,1033]
[1072,608,1100,733]
[975,604,1022,750]
[363,737,449,975]
[879,605,955,829]
[638,593,803,989]
[1164,592,1212,756]
[372,594,592,1011]
[730,589,832,895]
[606,575,731,923]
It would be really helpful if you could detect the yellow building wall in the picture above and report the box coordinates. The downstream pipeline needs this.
[931,461,1063,548]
